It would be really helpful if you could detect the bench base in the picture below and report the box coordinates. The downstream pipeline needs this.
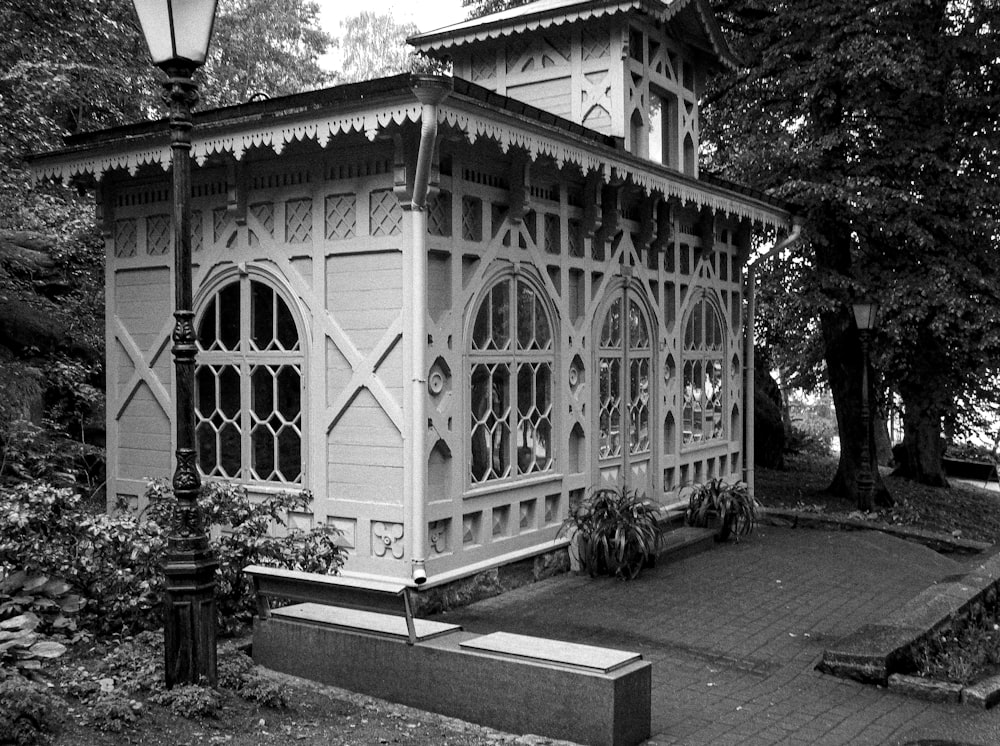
[253,609,651,746]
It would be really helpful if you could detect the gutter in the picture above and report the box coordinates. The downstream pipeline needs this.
[743,215,805,499]
[407,75,452,585]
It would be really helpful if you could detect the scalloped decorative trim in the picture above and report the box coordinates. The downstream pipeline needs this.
[34,99,786,227]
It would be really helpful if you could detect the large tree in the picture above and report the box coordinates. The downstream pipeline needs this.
[336,12,418,84]
[702,0,1000,502]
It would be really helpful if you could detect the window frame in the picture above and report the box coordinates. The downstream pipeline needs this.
[466,271,558,492]
[193,269,306,487]
[680,292,727,450]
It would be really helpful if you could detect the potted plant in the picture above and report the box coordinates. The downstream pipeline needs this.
[559,487,664,580]
[685,478,758,542]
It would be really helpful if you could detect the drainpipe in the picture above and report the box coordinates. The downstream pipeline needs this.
[744,215,804,499]
[408,75,451,585]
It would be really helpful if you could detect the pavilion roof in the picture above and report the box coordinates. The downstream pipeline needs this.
[409,0,739,70]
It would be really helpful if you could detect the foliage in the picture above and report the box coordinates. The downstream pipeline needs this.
[218,649,289,708]
[0,570,86,675]
[703,0,1000,491]
[685,478,758,542]
[0,480,345,638]
[199,0,334,106]
[462,0,535,19]
[337,12,418,84]
[912,615,1000,686]
[150,683,222,718]
[143,480,345,634]
[560,487,663,580]
[0,670,62,746]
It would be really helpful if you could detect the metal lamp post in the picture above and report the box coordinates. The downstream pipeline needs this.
[852,301,879,512]
[131,0,220,687]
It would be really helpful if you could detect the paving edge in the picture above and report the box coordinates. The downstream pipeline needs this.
[760,508,993,555]
[888,672,1000,709]
[818,550,1000,688]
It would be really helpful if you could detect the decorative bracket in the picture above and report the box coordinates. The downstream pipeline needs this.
[507,151,531,224]
[392,124,421,206]
[696,205,715,263]
[597,183,622,245]
[735,218,753,265]
[97,181,115,238]
[651,196,676,256]
[226,155,248,226]
[581,170,603,238]
[637,191,658,250]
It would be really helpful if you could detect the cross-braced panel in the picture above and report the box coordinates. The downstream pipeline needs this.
[325,193,356,240]
[428,191,452,237]
[582,28,610,60]
[369,189,402,237]
[285,198,313,243]
[146,214,170,255]
[250,202,275,237]
[114,219,137,258]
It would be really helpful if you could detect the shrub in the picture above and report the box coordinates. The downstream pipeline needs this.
[685,478,758,542]
[0,670,62,745]
[560,488,663,580]
[0,480,346,637]
[0,570,85,675]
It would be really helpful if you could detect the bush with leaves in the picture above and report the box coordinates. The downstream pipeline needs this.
[142,480,345,635]
[0,669,62,746]
[0,480,345,637]
[560,487,663,580]
[0,570,86,676]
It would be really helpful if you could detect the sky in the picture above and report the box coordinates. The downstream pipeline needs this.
[318,0,467,71]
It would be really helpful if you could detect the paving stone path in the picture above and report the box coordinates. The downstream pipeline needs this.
[433,527,1000,745]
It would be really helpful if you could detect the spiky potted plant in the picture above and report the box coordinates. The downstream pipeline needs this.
[685,478,757,542]
[559,487,664,580]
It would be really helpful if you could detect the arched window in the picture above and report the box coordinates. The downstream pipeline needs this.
[681,294,725,446]
[470,276,554,485]
[195,276,304,484]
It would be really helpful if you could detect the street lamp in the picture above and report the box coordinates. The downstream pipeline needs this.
[852,300,879,511]
[132,0,220,687]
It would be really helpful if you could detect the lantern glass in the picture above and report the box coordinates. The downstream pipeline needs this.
[132,0,218,68]
[852,302,879,331]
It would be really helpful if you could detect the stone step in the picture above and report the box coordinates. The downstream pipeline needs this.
[656,525,717,563]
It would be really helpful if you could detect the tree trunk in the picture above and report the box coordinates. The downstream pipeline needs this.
[893,394,949,487]
[874,418,893,466]
[811,206,892,510]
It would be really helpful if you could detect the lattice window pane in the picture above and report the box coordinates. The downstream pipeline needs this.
[285,198,313,243]
[471,363,511,483]
[598,356,622,458]
[114,219,137,258]
[516,362,553,474]
[369,189,402,237]
[196,278,304,485]
[427,191,452,237]
[146,214,170,255]
[325,193,356,240]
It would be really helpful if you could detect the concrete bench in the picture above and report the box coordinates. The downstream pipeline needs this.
[243,565,460,644]
[247,565,651,746]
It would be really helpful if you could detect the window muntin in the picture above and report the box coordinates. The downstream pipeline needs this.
[195,277,303,484]
[682,295,725,446]
[598,297,651,459]
[470,278,554,486]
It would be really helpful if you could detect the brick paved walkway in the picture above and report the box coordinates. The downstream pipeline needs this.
[434,526,1000,745]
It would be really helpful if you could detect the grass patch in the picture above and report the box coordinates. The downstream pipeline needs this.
[756,454,1000,544]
